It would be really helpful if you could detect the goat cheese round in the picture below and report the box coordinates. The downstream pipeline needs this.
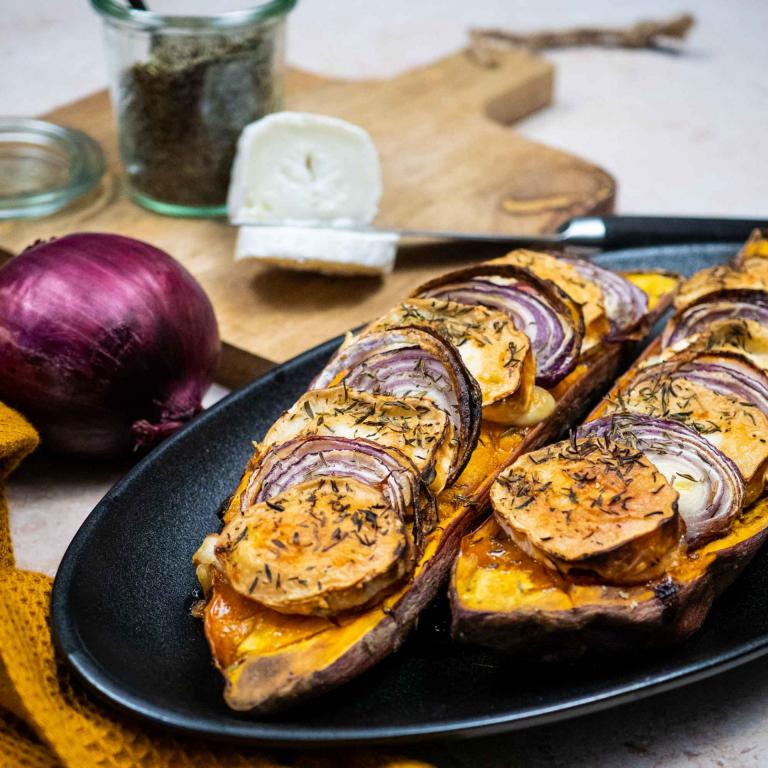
[228,111,383,226]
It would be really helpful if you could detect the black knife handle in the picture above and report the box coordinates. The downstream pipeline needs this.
[598,216,767,250]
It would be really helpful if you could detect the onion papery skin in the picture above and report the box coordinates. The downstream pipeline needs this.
[663,290,768,348]
[564,258,648,337]
[578,414,745,548]
[311,325,482,486]
[412,264,584,388]
[0,233,220,457]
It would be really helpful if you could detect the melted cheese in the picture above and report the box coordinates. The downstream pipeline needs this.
[650,455,710,524]
[193,534,222,596]
[367,298,534,414]
[609,374,768,503]
[484,386,556,427]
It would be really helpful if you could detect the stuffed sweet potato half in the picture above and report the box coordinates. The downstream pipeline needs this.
[192,250,677,712]
[451,230,768,657]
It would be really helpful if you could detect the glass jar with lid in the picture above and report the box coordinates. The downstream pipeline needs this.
[92,0,296,217]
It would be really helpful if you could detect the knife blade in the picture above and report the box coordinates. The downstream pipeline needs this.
[232,216,768,251]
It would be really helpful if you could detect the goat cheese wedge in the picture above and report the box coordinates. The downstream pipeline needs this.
[228,112,382,226]
[234,225,398,275]
[228,111,393,274]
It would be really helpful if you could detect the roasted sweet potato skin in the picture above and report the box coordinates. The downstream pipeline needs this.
[202,272,677,712]
[213,346,627,712]
[451,325,768,657]
[450,500,768,657]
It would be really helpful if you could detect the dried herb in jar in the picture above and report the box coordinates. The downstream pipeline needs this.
[117,28,279,208]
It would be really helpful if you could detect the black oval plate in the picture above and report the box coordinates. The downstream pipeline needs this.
[53,244,768,747]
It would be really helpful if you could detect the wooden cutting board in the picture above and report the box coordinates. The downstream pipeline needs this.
[0,49,614,387]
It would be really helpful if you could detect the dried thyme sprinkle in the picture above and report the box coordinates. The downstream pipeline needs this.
[231,527,248,548]
[118,30,279,207]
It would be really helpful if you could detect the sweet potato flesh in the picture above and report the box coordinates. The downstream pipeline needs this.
[623,273,679,311]
[207,422,526,701]
[454,496,768,619]
[205,576,333,669]
[737,230,768,262]
[452,265,768,651]
[200,272,673,708]
[491,250,610,351]
[491,437,680,583]
[217,478,412,616]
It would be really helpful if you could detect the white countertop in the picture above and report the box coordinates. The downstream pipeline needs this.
[3,1,768,765]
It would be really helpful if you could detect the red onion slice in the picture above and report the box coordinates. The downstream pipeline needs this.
[675,263,768,313]
[632,357,768,419]
[366,298,534,412]
[663,289,768,348]
[578,414,745,548]
[311,326,482,486]
[564,258,648,336]
[412,264,583,388]
[240,435,435,550]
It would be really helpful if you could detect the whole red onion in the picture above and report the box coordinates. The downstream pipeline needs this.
[0,233,220,457]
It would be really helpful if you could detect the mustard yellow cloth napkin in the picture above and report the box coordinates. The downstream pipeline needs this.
[0,402,430,768]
